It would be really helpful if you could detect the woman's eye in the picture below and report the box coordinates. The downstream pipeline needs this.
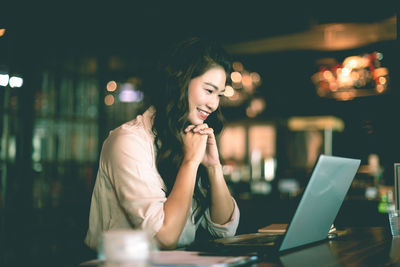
[205,89,213,94]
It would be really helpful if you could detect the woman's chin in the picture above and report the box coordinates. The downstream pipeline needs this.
[188,117,204,125]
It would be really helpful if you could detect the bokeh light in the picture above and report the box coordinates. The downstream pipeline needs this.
[107,81,117,92]
[104,94,114,106]
[230,72,242,84]
[224,85,235,97]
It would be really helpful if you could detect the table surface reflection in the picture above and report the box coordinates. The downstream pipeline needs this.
[255,227,399,266]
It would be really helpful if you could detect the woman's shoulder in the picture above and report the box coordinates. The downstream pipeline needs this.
[100,115,152,160]
[102,118,145,151]
[120,116,145,132]
[110,114,150,138]
[110,108,154,137]
[98,113,159,181]
[100,109,155,160]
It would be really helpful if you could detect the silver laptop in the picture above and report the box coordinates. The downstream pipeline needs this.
[208,155,361,253]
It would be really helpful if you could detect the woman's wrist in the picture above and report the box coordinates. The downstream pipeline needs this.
[205,162,222,169]
[181,159,201,170]
[205,163,223,176]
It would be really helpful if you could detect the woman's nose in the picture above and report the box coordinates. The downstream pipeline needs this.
[207,95,219,111]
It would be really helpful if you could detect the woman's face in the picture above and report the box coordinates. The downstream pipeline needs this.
[187,66,226,125]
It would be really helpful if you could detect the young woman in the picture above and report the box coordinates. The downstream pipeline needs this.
[85,37,240,250]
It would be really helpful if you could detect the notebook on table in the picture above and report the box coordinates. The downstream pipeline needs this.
[205,155,360,254]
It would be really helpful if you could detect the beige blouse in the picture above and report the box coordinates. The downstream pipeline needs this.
[84,108,240,250]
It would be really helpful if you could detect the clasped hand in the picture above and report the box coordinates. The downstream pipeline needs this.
[182,124,220,167]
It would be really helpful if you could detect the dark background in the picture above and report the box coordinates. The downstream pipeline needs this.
[0,1,398,266]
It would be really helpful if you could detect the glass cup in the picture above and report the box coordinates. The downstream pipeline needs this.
[99,229,152,266]
[388,210,400,236]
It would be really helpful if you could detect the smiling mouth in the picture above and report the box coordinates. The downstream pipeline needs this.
[197,109,210,119]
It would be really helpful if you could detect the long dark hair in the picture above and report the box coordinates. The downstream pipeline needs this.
[143,37,232,221]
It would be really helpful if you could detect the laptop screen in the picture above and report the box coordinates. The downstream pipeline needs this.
[279,155,360,251]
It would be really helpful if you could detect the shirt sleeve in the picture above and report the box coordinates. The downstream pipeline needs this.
[202,197,240,237]
[101,128,167,237]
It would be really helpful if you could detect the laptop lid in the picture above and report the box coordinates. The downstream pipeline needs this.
[279,155,360,251]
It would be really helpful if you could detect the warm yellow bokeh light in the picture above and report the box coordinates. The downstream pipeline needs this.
[242,73,252,87]
[246,107,256,118]
[230,72,242,83]
[250,98,265,111]
[323,70,333,80]
[347,59,358,69]
[378,77,387,85]
[329,83,338,91]
[314,51,390,101]
[343,56,369,69]
[250,72,261,84]
[376,84,385,93]
[224,85,235,97]
[107,81,117,92]
[341,67,350,76]
[0,29,6,37]
[374,67,388,77]
[104,94,114,105]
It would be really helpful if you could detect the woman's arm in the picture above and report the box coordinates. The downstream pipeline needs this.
[190,124,235,224]
[156,161,198,249]
[155,129,207,249]
[206,164,235,224]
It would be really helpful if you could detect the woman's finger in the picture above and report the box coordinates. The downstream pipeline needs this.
[184,125,196,133]
[192,123,209,133]
[198,128,214,135]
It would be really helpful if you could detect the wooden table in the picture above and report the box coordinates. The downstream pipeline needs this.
[79,227,399,266]
[254,227,399,266]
